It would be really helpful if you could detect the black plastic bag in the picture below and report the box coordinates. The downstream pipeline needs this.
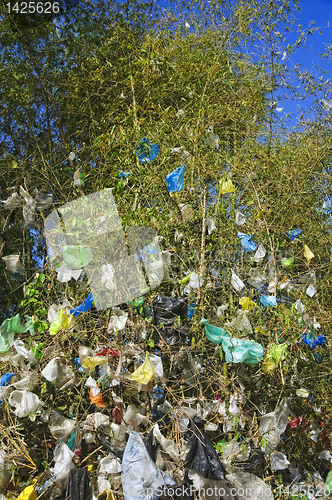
[151,295,187,345]
[185,416,225,480]
[143,428,159,462]
[65,469,92,500]
[236,442,265,470]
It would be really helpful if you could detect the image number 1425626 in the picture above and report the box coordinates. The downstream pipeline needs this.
[5,2,60,13]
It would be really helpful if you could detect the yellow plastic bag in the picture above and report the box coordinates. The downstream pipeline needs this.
[17,486,37,500]
[304,244,315,264]
[82,356,108,371]
[49,309,73,336]
[220,178,235,194]
[239,297,257,311]
[128,353,155,384]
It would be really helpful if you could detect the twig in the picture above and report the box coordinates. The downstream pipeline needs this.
[197,186,207,310]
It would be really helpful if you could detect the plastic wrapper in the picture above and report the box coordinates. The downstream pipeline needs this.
[128,352,156,384]
[151,294,187,345]
[70,292,94,316]
[17,485,37,500]
[185,416,225,480]
[49,309,74,335]
[188,303,196,318]
[2,254,25,273]
[0,314,34,353]
[239,297,256,311]
[107,310,128,333]
[206,216,217,235]
[260,295,277,307]
[237,232,257,252]
[220,178,235,194]
[226,471,273,500]
[304,244,315,264]
[136,137,160,163]
[121,431,175,500]
[165,165,186,193]
[231,270,244,291]
[235,210,247,226]
[253,243,266,262]
[259,398,292,452]
[201,318,263,364]
[53,442,75,475]
[63,245,93,269]
[270,452,290,471]
[55,263,82,282]
[8,390,41,417]
[65,468,92,500]
[49,411,76,441]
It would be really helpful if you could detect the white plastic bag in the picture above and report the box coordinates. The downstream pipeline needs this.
[235,210,247,226]
[49,411,76,441]
[206,217,217,235]
[231,270,244,291]
[107,310,128,333]
[8,390,41,417]
[253,243,266,263]
[53,442,75,475]
[306,285,317,297]
[85,376,100,397]
[270,452,290,471]
[2,255,25,273]
[13,340,36,364]
[259,398,291,452]
[55,263,82,282]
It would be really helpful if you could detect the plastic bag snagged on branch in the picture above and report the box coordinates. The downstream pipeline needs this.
[63,245,93,270]
[2,255,25,273]
[165,165,186,193]
[238,233,257,252]
[151,295,187,345]
[0,314,34,353]
[136,138,160,163]
[128,352,156,385]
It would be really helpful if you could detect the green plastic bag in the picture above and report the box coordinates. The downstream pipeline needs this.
[0,314,34,353]
[200,318,263,365]
[63,245,93,270]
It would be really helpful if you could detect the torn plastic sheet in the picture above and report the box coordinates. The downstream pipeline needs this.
[8,390,41,418]
[185,416,225,480]
[206,216,216,235]
[65,468,92,500]
[231,270,244,291]
[260,295,277,307]
[0,314,34,353]
[101,263,116,290]
[165,165,186,193]
[63,245,93,270]
[235,210,247,226]
[70,292,94,316]
[253,243,266,262]
[259,398,292,452]
[121,431,175,500]
[226,471,274,500]
[73,169,84,187]
[201,318,263,364]
[306,284,317,297]
[238,233,257,252]
[136,138,160,163]
[248,269,266,290]
[128,352,156,384]
[2,254,25,273]
[151,295,187,345]
[55,263,82,282]
[304,244,315,264]
[301,331,326,348]
[286,229,301,241]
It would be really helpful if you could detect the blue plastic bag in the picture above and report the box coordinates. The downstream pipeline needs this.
[237,232,257,252]
[165,165,186,193]
[0,372,14,404]
[136,138,160,163]
[70,292,94,317]
[301,332,326,348]
[119,171,130,179]
[286,229,301,240]
[200,318,263,364]
[188,303,196,318]
[122,431,175,500]
[260,295,277,307]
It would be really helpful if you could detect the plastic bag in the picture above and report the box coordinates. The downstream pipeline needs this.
[13,340,37,364]
[253,243,266,262]
[220,178,235,194]
[8,390,41,417]
[185,416,225,480]
[261,343,287,373]
[49,411,76,441]
[235,210,247,226]
[239,297,256,311]
[260,295,277,307]
[259,398,292,452]
[151,294,187,345]
[165,165,186,193]
[225,310,253,335]
[270,452,290,471]
[17,485,37,500]
[63,245,93,269]
[2,254,25,273]
[101,263,116,290]
[226,471,273,500]
[285,228,301,240]
[301,331,326,348]
[53,442,75,475]
[42,357,76,390]
[128,352,156,384]
[65,468,92,500]
[238,233,257,252]
[304,244,315,264]
[201,318,263,364]
[122,431,175,500]
[55,263,82,282]
[34,192,53,211]
[0,451,11,490]
[248,268,266,289]
[306,284,317,297]
[70,292,94,316]
[73,169,83,187]
[1,191,20,209]
[107,310,128,333]
[206,216,216,235]
[282,258,293,268]
[136,138,160,163]
[231,270,244,291]
[49,309,74,335]
[0,314,34,353]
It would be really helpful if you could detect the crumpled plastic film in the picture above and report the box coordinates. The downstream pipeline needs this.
[220,178,235,194]
[53,442,75,475]
[136,137,160,163]
[201,318,263,364]
[63,245,93,270]
[231,270,244,291]
[304,244,315,264]
[165,164,186,193]
[259,398,292,452]
[286,228,301,240]
[239,297,257,311]
[2,254,25,273]
[128,352,156,384]
[8,390,41,418]
[238,232,257,252]
[226,471,274,500]
[261,343,288,373]
[107,310,128,333]
[270,452,290,471]
[0,314,34,353]
[206,216,216,235]
[49,411,76,441]
[1,191,21,209]
[253,243,266,262]
[301,331,326,348]
[235,210,247,226]
[49,309,74,335]
[55,263,82,282]
[70,292,94,317]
